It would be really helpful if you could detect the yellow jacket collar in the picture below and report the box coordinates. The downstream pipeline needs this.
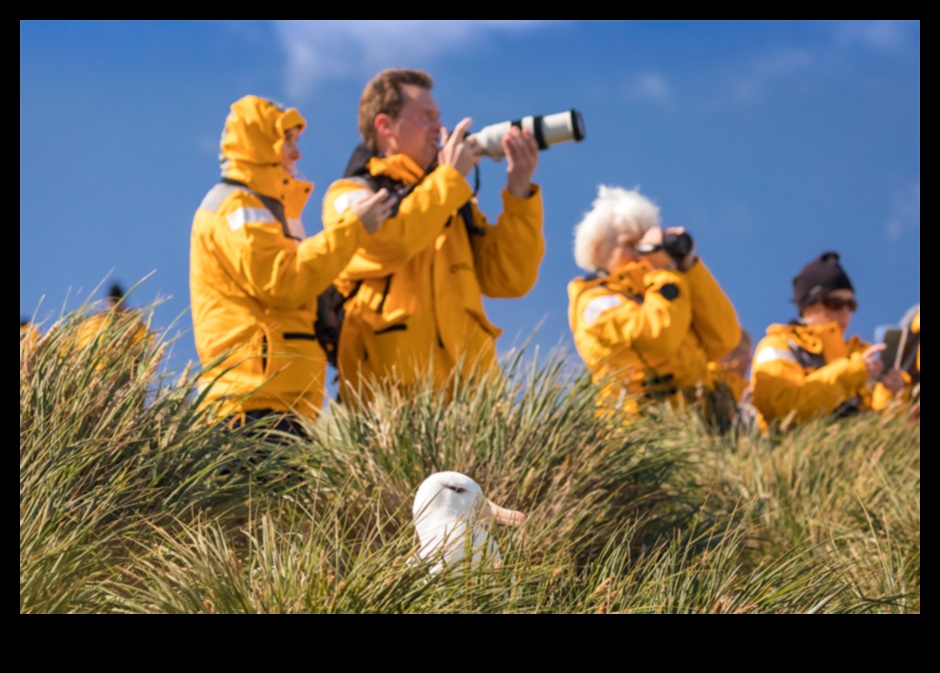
[570,259,653,303]
[608,258,655,290]
[366,153,426,185]
[766,320,849,355]
[223,161,304,204]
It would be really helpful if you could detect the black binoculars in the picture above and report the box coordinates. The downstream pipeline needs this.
[636,231,693,260]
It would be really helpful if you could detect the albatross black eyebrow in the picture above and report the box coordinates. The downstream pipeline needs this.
[446,485,466,494]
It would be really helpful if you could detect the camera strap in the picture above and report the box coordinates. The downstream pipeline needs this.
[460,165,484,236]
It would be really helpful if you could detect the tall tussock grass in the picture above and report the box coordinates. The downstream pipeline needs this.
[21,309,920,613]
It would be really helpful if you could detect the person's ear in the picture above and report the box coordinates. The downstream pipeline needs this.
[374,113,395,140]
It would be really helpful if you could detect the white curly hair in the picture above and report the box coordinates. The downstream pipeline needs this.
[572,185,661,272]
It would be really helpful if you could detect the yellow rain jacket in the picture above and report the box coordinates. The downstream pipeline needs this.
[568,257,740,414]
[750,320,908,431]
[75,308,149,351]
[190,96,371,421]
[47,301,150,382]
[20,322,41,351]
[322,152,544,403]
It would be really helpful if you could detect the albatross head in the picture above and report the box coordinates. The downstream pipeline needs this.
[412,471,526,574]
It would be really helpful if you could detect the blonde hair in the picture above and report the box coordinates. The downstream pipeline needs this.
[573,185,661,272]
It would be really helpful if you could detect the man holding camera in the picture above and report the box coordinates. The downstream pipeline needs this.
[321,68,544,405]
[568,185,741,419]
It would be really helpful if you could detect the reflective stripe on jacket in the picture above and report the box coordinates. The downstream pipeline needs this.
[567,257,740,411]
[322,152,544,400]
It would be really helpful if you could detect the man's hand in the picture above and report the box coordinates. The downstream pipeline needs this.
[503,126,539,198]
[439,117,480,177]
[350,188,394,234]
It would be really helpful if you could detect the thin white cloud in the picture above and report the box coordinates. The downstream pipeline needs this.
[716,21,917,109]
[270,20,561,100]
[887,180,920,241]
[198,134,220,158]
[622,72,674,109]
[886,218,904,241]
[833,20,918,52]
[729,48,816,104]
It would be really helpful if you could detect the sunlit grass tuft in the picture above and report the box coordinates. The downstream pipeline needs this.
[21,304,920,613]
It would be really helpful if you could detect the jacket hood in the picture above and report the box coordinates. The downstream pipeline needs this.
[219,95,307,200]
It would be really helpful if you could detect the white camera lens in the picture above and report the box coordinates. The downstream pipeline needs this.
[470,109,585,159]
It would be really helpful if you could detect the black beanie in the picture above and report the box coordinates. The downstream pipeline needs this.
[792,251,854,312]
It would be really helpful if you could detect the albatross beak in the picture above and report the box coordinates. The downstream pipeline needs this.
[486,499,526,526]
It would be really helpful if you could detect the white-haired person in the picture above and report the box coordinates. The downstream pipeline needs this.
[567,185,741,420]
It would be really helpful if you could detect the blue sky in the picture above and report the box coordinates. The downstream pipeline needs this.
[21,20,920,390]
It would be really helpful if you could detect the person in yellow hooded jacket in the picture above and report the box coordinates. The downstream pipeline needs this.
[190,95,393,433]
[750,251,908,432]
[568,185,741,419]
[321,69,544,405]
[75,283,150,371]
[46,283,152,410]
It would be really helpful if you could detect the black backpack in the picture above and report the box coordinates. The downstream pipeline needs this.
[314,281,360,369]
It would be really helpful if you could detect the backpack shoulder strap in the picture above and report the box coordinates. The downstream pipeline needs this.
[220,178,293,240]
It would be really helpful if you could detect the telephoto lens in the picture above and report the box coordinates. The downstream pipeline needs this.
[470,109,586,160]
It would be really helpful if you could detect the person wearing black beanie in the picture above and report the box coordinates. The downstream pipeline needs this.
[749,251,908,433]
[793,251,854,311]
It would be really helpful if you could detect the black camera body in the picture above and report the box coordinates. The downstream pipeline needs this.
[636,232,694,260]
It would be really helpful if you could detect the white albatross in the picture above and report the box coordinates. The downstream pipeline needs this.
[412,471,526,575]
